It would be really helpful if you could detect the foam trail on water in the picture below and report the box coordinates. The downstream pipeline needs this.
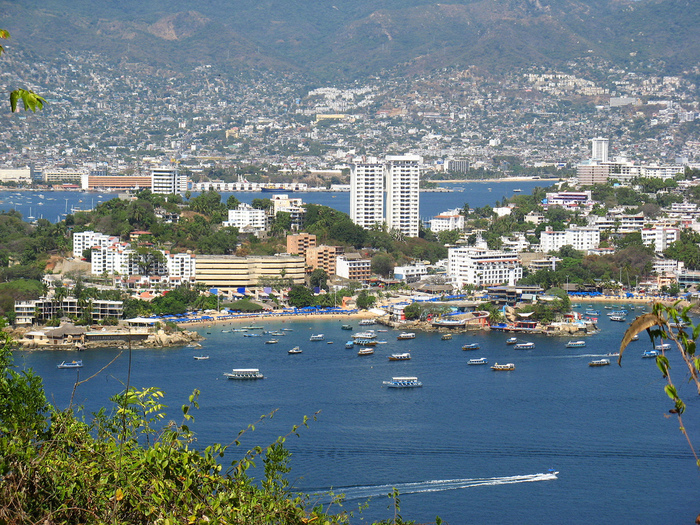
[315,472,558,501]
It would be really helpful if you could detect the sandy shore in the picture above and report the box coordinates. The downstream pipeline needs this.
[176,309,379,328]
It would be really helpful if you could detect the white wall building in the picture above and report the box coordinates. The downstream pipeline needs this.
[540,227,600,253]
[393,263,428,283]
[73,231,121,258]
[270,194,305,230]
[223,203,269,232]
[385,155,422,238]
[350,157,385,230]
[165,251,197,281]
[0,167,31,183]
[591,137,609,163]
[641,227,679,253]
[448,247,523,289]
[430,209,465,233]
[151,166,187,194]
[91,243,135,276]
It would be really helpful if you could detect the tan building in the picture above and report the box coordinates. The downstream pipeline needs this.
[83,174,152,191]
[286,233,317,257]
[576,164,609,186]
[195,254,306,291]
[336,253,372,282]
[306,245,342,275]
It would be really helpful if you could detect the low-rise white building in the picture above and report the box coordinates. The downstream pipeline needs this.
[393,263,428,283]
[540,227,600,253]
[223,203,268,232]
[448,247,523,289]
[429,209,465,233]
[335,253,372,282]
[641,227,679,253]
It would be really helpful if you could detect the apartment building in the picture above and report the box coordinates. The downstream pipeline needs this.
[430,209,465,233]
[306,245,341,275]
[335,253,372,282]
[350,157,385,230]
[286,233,317,257]
[223,203,268,232]
[385,155,422,238]
[447,247,523,288]
[641,227,679,253]
[195,254,305,291]
[14,297,123,325]
[393,263,428,283]
[540,227,600,253]
[151,166,187,194]
[73,230,121,258]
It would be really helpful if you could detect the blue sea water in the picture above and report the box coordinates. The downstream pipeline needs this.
[0,179,553,224]
[15,308,700,524]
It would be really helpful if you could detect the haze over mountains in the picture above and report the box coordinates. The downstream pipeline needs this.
[2,0,698,80]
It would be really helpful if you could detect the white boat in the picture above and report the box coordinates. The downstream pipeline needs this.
[388,352,411,361]
[345,341,354,349]
[468,357,489,365]
[462,343,480,351]
[309,334,325,341]
[432,318,466,327]
[265,339,279,344]
[566,340,586,348]
[193,355,209,360]
[514,342,535,350]
[654,343,671,351]
[288,346,302,354]
[359,319,376,326]
[642,350,660,358]
[491,363,515,371]
[609,315,627,322]
[224,368,264,379]
[358,348,375,356]
[441,333,452,340]
[352,330,376,339]
[383,376,422,388]
[506,337,518,345]
[589,359,610,367]
[397,332,416,340]
[57,360,83,369]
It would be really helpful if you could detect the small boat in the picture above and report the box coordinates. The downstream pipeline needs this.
[383,376,422,388]
[642,350,660,358]
[224,368,264,379]
[585,309,600,316]
[359,319,376,326]
[631,334,639,341]
[242,325,264,330]
[345,341,354,349]
[506,337,518,345]
[352,331,376,339]
[265,339,279,344]
[491,363,515,371]
[441,334,452,340]
[397,332,416,340]
[267,331,284,336]
[468,357,489,365]
[281,328,294,331]
[607,352,620,357]
[609,315,627,322]
[654,343,671,351]
[571,304,581,308]
[341,324,353,330]
[221,330,231,333]
[288,346,302,354]
[589,359,610,367]
[327,341,334,345]
[358,348,375,356]
[309,334,325,341]
[462,343,480,351]
[566,340,586,348]
[514,342,535,350]
[388,352,411,361]
[354,339,378,346]
[193,356,209,360]
[243,333,261,337]
[57,360,83,369]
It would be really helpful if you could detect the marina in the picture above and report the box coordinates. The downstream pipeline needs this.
[17,306,699,524]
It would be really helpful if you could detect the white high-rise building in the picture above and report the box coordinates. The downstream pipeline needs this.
[448,247,523,288]
[151,166,186,195]
[385,155,421,237]
[591,137,609,163]
[350,157,385,230]
[73,231,120,258]
[539,226,600,253]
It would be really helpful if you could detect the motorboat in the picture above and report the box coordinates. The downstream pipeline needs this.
[654,343,671,351]
[589,359,610,367]
[585,309,600,316]
[359,319,376,326]
[354,339,378,346]
[358,347,375,356]
[609,315,627,322]
[506,337,518,345]
[224,368,263,379]
[397,332,416,340]
[243,333,261,337]
[441,334,452,340]
[514,342,535,350]
[388,353,411,361]
[352,331,376,339]
[383,376,422,388]
[288,346,302,354]
[462,343,480,351]
[468,357,489,365]
[642,350,660,358]
[341,324,353,330]
[309,334,325,341]
[566,340,586,348]
[57,360,83,369]
[242,325,264,330]
[193,356,209,360]
[491,363,515,371]
[265,339,279,344]
[345,341,354,349]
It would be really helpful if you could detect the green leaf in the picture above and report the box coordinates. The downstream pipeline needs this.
[664,384,678,401]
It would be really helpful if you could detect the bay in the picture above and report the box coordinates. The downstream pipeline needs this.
[0,179,553,224]
[15,307,700,524]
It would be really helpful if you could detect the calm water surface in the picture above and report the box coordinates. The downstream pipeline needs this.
[16,307,700,524]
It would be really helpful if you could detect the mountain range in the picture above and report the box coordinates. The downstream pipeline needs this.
[2,0,698,79]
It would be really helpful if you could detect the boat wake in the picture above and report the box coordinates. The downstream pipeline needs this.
[313,472,558,501]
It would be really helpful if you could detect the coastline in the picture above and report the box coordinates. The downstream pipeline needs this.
[437,177,561,183]
[175,309,379,328]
